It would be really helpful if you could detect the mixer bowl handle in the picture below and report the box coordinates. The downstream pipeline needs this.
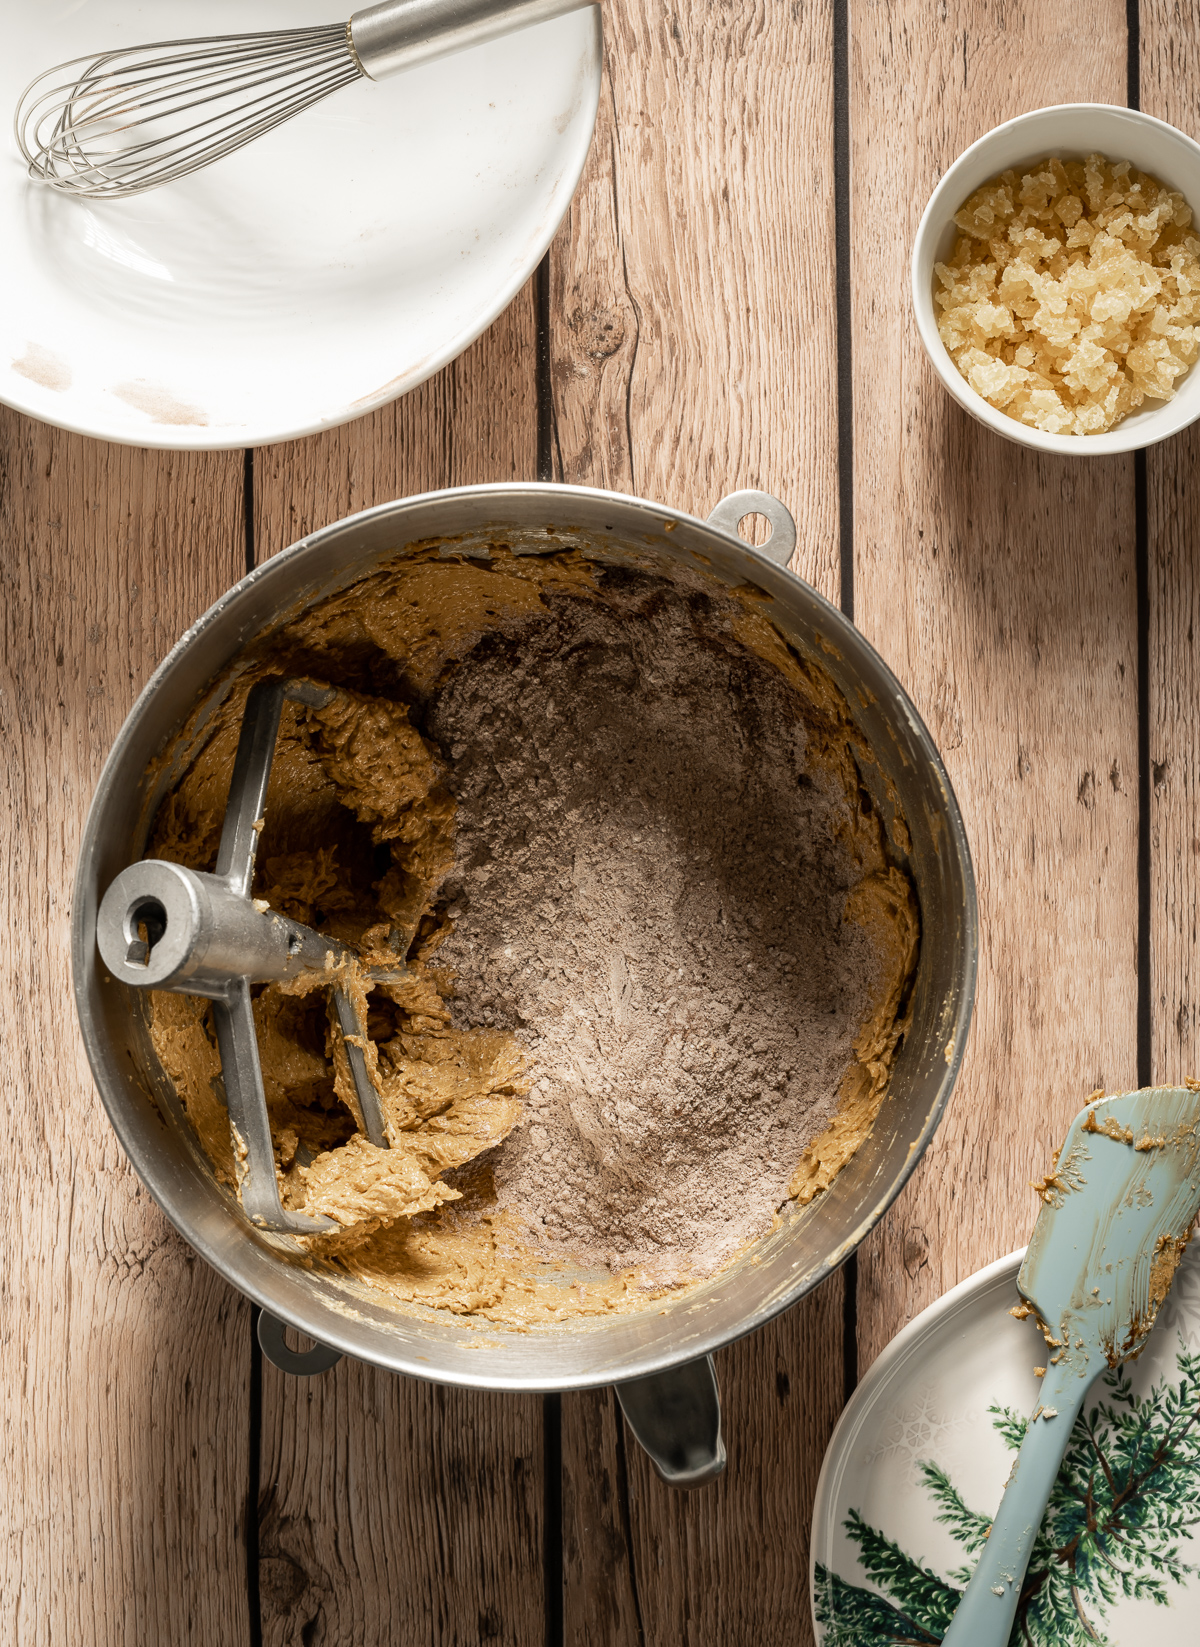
[257,1310,344,1377]
[707,489,797,569]
[615,1355,726,1489]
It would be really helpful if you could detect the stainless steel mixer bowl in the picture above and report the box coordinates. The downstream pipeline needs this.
[72,483,976,1394]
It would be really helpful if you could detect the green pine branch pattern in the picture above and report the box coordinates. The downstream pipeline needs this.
[816,1345,1200,1647]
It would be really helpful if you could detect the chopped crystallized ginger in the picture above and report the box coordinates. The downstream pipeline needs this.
[935,154,1200,434]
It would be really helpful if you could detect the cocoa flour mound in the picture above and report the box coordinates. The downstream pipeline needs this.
[427,568,895,1281]
[150,546,916,1320]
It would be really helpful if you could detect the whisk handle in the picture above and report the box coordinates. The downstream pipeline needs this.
[349,0,596,81]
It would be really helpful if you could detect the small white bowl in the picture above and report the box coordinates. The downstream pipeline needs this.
[911,103,1200,455]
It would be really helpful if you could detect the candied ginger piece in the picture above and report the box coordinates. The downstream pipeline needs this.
[1091,286,1135,326]
[1033,303,1081,350]
[933,260,958,291]
[1083,155,1109,211]
[1128,338,1185,398]
[954,179,1016,240]
[1063,336,1116,395]
[1024,397,1070,434]
[961,350,1028,406]
[1146,303,1171,336]
[973,301,1014,339]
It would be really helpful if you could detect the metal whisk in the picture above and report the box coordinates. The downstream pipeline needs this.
[15,0,594,201]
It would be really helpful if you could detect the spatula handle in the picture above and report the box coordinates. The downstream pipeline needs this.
[941,1358,1099,1647]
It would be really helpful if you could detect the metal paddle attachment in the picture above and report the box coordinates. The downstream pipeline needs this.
[942,1085,1200,1645]
[96,677,406,1234]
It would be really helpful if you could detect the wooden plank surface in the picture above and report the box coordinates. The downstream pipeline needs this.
[0,418,250,1644]
[550,4,844,1642]
[14,2,1200,1642]
[1146,423,1200,1090]
[551,0,841,572]
[1143,4,1200,1092]
[257,1367,545,1647]
[849,0,1141,1373]
[252,290,549,1647]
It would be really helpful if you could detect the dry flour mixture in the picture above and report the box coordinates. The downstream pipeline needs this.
[148,546,918,1325]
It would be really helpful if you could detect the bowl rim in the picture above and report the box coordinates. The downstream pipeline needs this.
[71,481,979,1389]
[910,101,1200,456]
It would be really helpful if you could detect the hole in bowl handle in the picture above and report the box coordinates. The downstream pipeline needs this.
[707,489,796,568]
[615,1353,726,1489]
[257,1309,343,1377]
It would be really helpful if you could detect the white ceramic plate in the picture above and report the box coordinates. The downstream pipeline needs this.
[1,0,601,448]
[812,1247,1200,1645]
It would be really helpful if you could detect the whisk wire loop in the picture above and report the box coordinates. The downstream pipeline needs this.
[47,83,345,195]
[51,51,349,150]
[99,71,362,192]
[15,1,597,199]
[66,39,354,113]
[15,24,364,199]
[51,51,362,176]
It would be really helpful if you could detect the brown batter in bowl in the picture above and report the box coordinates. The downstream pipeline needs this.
[143,543,917,1326]
[73,484,974,1403]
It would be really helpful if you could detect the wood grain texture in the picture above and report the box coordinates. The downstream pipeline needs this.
[563,1292,845,1647]
[258,1359,544,1647]
[549,0,840,582]
[252,292,547,1646]
[0,413,250,1645]
[1145,419,1200,1089]
[551,3,843,1641]
[850,1,1140,1371]
[1142,3,1200,1088]
[620,1288,844,1647]
[561,1390,643,1647]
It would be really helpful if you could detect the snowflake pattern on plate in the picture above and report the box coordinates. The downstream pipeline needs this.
[862,1381,975,1489]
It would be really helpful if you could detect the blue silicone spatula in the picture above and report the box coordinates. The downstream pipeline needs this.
[941,1085,1200,1646]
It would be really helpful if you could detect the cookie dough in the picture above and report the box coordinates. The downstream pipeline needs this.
[147,545,919,1325]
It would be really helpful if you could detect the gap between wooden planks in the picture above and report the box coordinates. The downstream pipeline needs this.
[850,0,1142,1371]
[8,1,1198,1643]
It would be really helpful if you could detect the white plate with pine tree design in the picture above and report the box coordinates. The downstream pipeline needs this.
[811,1245,1200,1646]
